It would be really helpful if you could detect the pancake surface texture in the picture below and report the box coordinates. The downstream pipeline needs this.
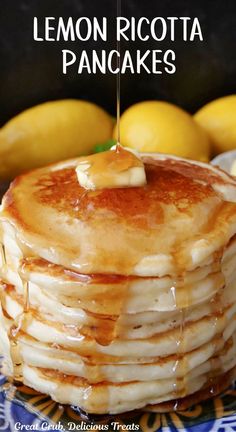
[1,152,236,414]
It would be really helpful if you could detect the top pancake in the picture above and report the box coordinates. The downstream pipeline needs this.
[2,153,236,276]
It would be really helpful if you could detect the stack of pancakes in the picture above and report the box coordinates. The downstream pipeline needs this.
[1,154,236,414]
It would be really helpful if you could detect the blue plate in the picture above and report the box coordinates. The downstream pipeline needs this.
[1,367,236,432]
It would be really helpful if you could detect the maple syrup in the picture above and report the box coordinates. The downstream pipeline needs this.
[169,276,189,410]
[8,277,30,383]
[0,242,6,274]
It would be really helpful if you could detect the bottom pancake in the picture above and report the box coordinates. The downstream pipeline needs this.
[1,362,236,415]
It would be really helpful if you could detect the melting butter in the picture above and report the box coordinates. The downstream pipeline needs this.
[76,146,147,190]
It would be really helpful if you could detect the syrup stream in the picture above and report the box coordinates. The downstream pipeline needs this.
[116,0,121,148]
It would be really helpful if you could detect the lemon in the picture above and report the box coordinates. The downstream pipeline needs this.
[194,95,236,155]
[113,101,210,162]
[0,99,113,179]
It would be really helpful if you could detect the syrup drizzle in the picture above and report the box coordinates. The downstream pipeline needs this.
[8,279,30,383]
[208,284,226,396]
[0,243,6,274]
[170,277,189,410]
[116,0,121,147]
[0,243,13,393]
[76,0,122,411]
[0,240,31,385]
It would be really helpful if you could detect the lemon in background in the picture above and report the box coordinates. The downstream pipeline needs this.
[113,101,210,162]
[194,95,236,155]
[0,99,113,180]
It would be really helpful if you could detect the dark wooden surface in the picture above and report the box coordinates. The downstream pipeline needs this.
[0,0,235,125]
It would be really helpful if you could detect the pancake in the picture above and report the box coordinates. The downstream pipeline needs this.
[0,249,227,314]
[1,154,236,276]
[1,152,236,414]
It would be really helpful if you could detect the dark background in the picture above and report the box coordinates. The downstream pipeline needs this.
[0,0,235,126]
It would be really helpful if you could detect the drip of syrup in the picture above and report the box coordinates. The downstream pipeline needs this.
[116,0,121,148]
[208,282,226,396]
[170,277,189,410]
[0,241,30,389]
[0,243,13,393]
[8,278,30,384]
[0,243,7,274]
[171,268,227,410]
[81,276,130,347]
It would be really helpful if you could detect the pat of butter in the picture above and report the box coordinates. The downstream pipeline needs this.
[231,160,236,176]
[76,146,147,190]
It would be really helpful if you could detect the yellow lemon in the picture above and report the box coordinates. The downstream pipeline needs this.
[194,95,236,155]
[113,101,210,162]
[0,99,113,179]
